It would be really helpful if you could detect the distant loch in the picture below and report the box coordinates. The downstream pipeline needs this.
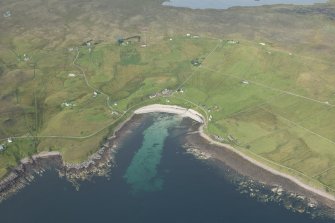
[162,0,328,9]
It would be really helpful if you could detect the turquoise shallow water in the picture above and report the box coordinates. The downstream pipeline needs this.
[0,114,333,223]
[124,115,182,193]
[163,0,328,9]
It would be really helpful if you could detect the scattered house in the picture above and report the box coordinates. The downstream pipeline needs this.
[289,53,293,56]
[192,35,200,39]
[227,40,239,44]
[325,101,330,105]
[0,145,5,152]
[169,38,173,41]
[267,51,272,54]
[82,39,93,47]
[68,73,76,77]
[7,138,12,143]
[114,102,118,106]
[191,58,203,67]
[68,48,74,52]
[214,135,224,142]
[242,80,249,85]
[63,102,71,107]
[93,91,98,97]
[162,88,172,96]
[209,115,213,121]
[259,42,266,46]
[117,36,141,45]
[177,88,184,93]
[62,102,75,108]
[141,44,147,48]
[149,94,157,99]
[111,111,119,116]
[186,33,191,37]
[3,11,11,18]
[23,54,30,62]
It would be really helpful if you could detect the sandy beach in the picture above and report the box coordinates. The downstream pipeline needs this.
[134,104,335,207]
[135,104,204,123]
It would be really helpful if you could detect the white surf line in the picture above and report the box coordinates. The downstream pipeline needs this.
[201,66,335,108]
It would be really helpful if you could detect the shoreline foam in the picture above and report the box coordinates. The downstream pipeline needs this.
[134,104,335,204]
[1,103,335,210]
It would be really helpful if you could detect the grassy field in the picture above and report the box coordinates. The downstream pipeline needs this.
[1,0,335,194]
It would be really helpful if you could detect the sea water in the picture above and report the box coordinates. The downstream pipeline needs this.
[0,114,333,223]
[163,0,328,9]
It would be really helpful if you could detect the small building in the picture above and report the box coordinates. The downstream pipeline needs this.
[7,138,12,143]
[191,58,203,67]
[186,33,191,37]
[227,40,239,44]
[68,73,76,77]
[177,88,184,93]
[62,102,74,108]
[0,145,5,152]
[23,54,30,62]
[93,91,98,97]
[259,42,266,46]
[149,94,157,99]
[111,111,119,116]
[3,11,11,18]
[242,80,249,85]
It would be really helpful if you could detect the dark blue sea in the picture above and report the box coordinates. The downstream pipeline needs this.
[0,114,333,223]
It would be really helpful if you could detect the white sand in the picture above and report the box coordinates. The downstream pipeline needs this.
[134,104,335,202]
[134,104,204,123]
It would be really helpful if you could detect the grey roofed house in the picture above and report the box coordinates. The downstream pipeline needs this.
[3,11,11,18]
[0,145,5,151]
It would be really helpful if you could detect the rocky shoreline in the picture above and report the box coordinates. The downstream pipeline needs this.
[0,114,140,203]
[182,121,335,219]
[0,151,63,203]
[1,106,335,220]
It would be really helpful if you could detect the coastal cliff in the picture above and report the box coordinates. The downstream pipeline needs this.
[0,151,63,202]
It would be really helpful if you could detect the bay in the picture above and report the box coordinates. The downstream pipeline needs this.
[0,114,332,223]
